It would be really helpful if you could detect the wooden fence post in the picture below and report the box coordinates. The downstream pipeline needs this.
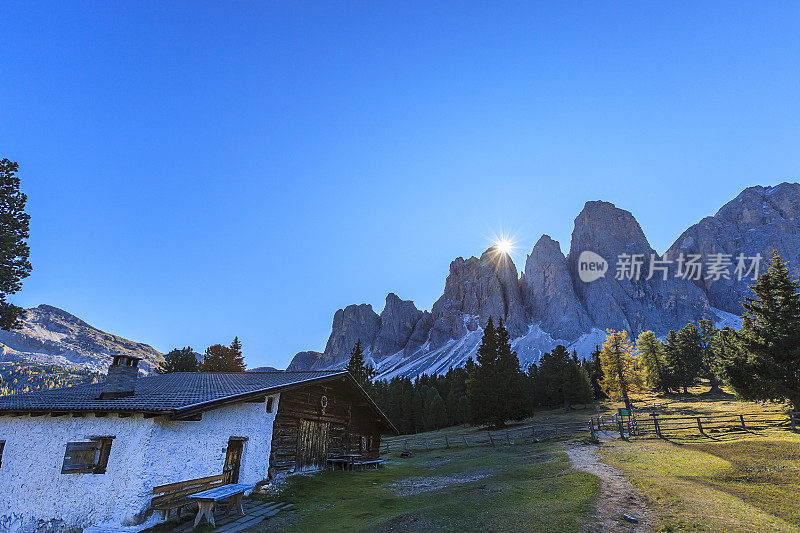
[505,431,511,445]
[740,414,746,431]
[444,435,450,448]
[653,414,662,438]
[404,439,409,451]
[790,413,797,431]
[697,417,704,434]
[589,420,595,439]
[488,432,494,446]
[424,439,430,451]
[462,434,469,446]
[618,419,625,439]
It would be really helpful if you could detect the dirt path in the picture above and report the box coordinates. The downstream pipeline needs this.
[566,436,653,533]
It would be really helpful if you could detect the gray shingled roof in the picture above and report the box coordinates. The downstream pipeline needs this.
[0,371,348,416]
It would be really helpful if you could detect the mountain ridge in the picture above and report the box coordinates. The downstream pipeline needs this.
[289,183,796,379]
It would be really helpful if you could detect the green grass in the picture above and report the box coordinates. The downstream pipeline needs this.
[599,383,800,532]
[256,442,597,532]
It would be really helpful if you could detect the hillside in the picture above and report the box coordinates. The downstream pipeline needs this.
[0,304,164,394]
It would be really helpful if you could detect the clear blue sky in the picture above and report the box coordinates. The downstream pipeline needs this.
[2,2,799,368]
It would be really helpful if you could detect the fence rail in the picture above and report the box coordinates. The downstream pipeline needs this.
[383,419,592,453]
[591,411,798,439]
[382,412,799,453]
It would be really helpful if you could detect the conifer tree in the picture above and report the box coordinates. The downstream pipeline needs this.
[534,345,593,408]
[157,346,201,373]
[723,252,800,410]
[202,338,246,372]
[674,323,703,393]
[345,339,375,387]
[582,346,605,400]
[495,319,530,421]
[661,330,682,392]
[636,331,668,392]
[598,329,643,411]
[0,159,32,330]
[697,320,723,392]
[466,317,499,427]
[423,388,448,431]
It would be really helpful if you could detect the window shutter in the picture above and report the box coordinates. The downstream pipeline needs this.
[93,438,114,474]
[62,442,99,474]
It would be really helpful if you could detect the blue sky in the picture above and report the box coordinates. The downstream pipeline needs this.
[2,2,799,368]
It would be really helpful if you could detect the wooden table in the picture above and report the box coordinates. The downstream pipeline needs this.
[188,483,252,527]
[327,454,363,471]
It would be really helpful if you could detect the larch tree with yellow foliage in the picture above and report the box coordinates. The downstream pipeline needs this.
[599,329,644,412]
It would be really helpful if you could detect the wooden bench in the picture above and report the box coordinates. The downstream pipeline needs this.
[327,457,351,470]
[151,473,226,519]
[189,483,253,527]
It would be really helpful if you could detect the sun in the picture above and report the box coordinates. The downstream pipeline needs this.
[495,238,514,255]
[491,234,515,256]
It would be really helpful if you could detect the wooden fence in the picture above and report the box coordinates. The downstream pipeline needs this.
[381,412,799,453]
[382,419,592,453]
[591,411,799,439]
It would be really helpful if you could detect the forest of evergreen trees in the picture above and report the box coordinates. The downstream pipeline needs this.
[367,318,595,434]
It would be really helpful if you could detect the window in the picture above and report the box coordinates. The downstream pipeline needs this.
[266,396,275,413]
[61,437,114,474]
[0,440,4,469]
[359,436,367,453]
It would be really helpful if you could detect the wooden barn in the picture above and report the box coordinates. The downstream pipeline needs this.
[270,373,393,472]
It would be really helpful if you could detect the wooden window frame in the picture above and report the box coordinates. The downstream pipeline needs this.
[61,437,114,474]
[266,396,275,413]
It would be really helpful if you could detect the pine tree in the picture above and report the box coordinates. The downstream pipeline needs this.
[0,159,32,330]
[697,320,722,392]
[466,317,501,427]
[495,319,530,421]
[157,346,201,373]
[661,330,682,392]
[674,323,703,393]
[598,330,643,411]
[423,388,448,431]
[345,339,375,387]
[582,346,605,400]
[636,331,668,392]
[201,339,246,372]
[535,345,592,408]
[723,252,800,410]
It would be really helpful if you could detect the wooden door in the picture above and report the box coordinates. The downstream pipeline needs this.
[297,419,330,468]
[224,438,245,483]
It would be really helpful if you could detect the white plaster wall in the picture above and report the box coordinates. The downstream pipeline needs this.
[0,393,279,533]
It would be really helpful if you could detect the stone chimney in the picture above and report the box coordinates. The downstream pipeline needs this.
[99,356,141,399]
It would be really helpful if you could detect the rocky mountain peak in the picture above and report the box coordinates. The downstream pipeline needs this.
[567,200,711,336]
[427,248,528,347]
[568,200,652,260]
[521,235,591,341]
[373,294,423,356]
[667,182,800,314]
[323,303,381,358]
